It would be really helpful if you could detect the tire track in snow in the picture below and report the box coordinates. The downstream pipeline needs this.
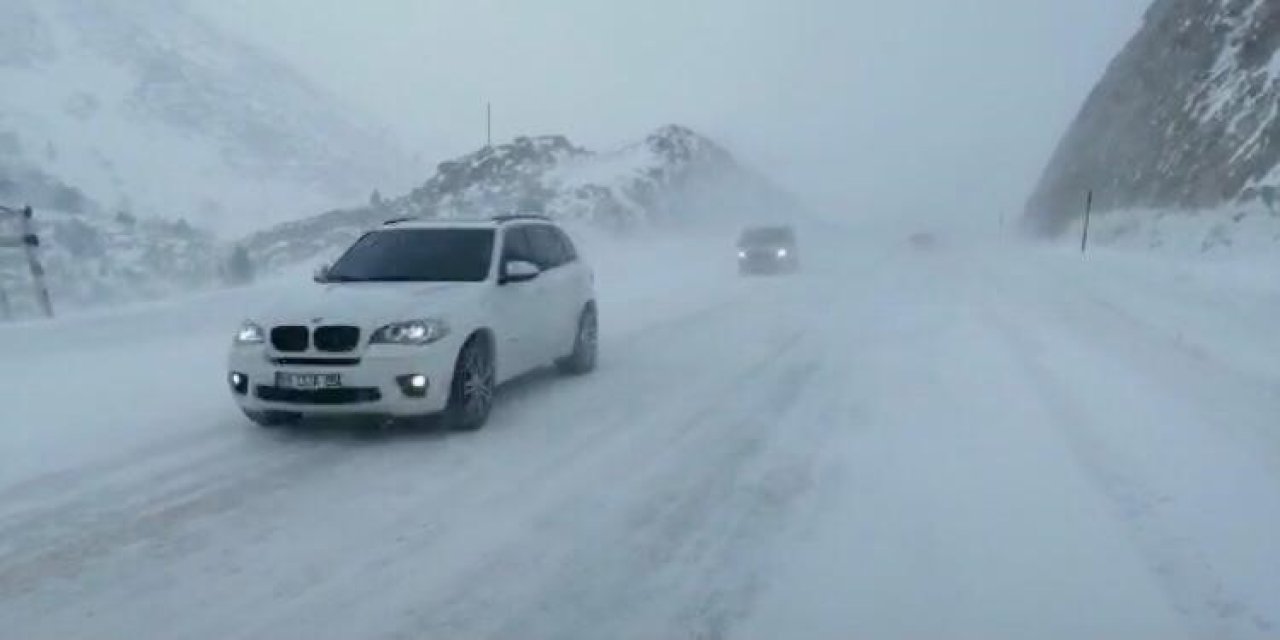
[979,263,1280,640]
[399,332,829,639]
[0,276,795,638]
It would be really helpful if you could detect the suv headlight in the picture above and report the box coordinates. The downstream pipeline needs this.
[235,321,265,345]
[371,319,450,345]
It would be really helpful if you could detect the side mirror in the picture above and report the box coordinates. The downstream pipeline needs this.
[313,263,331,283]
[501,260,540,285]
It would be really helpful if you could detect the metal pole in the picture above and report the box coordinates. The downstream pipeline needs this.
[486,102,492,148]
[1081,190,1093,254]
[0,285,10,322]
[20,206,53,317]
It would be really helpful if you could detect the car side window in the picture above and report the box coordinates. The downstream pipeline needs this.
[552,227,578,263]
[527,225,566,270]
[502,227,535,264]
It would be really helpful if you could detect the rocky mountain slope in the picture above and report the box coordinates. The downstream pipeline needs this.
[1025,0,1280,235]
[0,0,411,233]
[244,125,801,270]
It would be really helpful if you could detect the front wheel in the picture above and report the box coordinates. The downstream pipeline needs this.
[445,337,495,431]
[557,305,598,375]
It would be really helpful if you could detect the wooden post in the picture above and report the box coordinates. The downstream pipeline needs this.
[1081,190,1093,254]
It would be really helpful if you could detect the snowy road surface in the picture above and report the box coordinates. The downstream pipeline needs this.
[1,229,1278,639]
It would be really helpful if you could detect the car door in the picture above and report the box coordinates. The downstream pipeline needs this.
[491,225,547,379]
[525,224,576,360]
[551,225,592,312]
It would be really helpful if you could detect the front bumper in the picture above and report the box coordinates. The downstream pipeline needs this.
[738,254,797,274]
[227,342,459,418]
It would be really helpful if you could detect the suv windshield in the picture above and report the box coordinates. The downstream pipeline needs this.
[739,227,795,247]
[326,228,495,283]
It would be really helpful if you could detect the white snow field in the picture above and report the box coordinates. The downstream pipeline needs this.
[1,224,1278,640]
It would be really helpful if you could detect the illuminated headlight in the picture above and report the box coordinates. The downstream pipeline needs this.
[371,319,450,345]
[776,248,789,258]
[737,250,747,259]
[235,321,265,345]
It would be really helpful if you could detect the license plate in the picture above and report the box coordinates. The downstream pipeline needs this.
[275,372,342,390]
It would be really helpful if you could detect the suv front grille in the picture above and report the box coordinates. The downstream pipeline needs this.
[271,357,362,367]
[314,326,361,352]
[271,326,309,352]
[256,386,382,405]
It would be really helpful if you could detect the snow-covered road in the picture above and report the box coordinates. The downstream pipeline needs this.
[1,228,1278,639]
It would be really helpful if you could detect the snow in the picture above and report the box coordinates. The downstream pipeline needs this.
[0,0,412,234]
[1,222,1279,638]
[550,143,655,190]
[1072,205,1280,257]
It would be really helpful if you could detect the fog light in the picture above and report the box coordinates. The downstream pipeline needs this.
[229,372,249,395]
[396,374,429,398]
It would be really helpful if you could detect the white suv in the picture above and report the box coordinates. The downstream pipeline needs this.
[227,215,598,431]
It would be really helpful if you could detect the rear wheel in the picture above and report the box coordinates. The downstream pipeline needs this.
[557,305,598,375]
[446,337,495,431]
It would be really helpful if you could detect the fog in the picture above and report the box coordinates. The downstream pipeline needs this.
[194,0,1147,227]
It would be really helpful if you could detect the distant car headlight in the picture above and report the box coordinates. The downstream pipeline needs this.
[235,321,265,345]
[371,319,450,345]
[737,250,747,259]
[776,248,789,258]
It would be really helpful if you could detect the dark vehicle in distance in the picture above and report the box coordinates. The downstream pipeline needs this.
[909,232,939,250]
[737,225,799,275]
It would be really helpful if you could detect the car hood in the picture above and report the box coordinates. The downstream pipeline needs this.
[255,282,482,328]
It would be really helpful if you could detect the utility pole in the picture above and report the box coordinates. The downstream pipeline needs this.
[1081,190,1093,255]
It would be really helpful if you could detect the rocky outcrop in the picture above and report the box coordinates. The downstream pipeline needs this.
[1026,0,1280,234]
[244,125,801,270]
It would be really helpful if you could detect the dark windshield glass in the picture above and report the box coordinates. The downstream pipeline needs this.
[739,227,796,247]
[326,229,495,283]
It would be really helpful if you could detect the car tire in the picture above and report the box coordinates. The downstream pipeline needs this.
[557,305,598,375]
[245,410,301,428]
[445,336,495,431]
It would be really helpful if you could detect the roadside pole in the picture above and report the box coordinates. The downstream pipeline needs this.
[0,205,54,318]
[1081,190,1093,255]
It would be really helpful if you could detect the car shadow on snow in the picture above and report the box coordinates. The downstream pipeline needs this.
[252,367,574,444]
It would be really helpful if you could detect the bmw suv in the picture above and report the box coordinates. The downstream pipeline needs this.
[227,215,598,431]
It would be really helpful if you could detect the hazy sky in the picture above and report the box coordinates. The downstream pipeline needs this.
[193,0,1149,224]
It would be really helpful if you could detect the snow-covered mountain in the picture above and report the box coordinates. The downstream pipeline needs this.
[244,125,802,270]
[1026,0,1280,235]
[0,0,411,233]
[1,125,797,317]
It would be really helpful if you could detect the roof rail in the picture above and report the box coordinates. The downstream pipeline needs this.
[492,213,551,223]
[382,216,419,226]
